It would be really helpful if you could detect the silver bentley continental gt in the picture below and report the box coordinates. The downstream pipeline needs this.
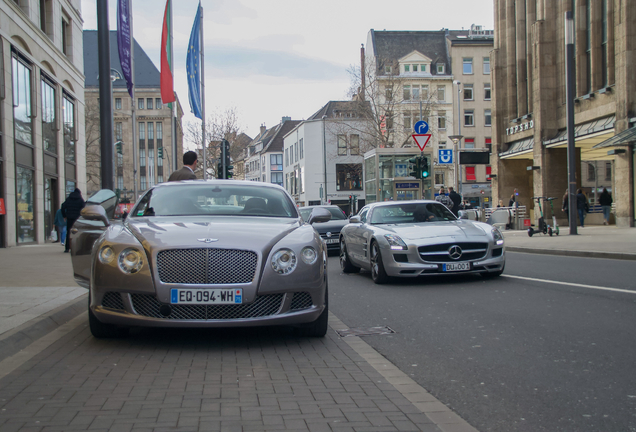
[339,200,505,284]
[70,181,331,338]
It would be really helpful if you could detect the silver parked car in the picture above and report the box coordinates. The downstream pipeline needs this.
[70,181,331,338]
[339,200,505,284]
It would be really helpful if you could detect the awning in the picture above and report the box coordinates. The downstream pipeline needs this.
[543,115,615,146]
[592,126,636,149]
[498,137,534,159]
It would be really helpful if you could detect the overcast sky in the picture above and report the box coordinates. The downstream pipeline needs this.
[81,0,494,144]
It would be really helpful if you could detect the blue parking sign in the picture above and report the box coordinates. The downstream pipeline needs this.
[439,149,453,164]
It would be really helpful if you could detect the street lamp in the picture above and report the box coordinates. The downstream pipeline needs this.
[565,11,577,235]
[448,135,463,196]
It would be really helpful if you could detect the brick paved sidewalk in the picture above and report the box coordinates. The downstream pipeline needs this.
[0,313,478,432]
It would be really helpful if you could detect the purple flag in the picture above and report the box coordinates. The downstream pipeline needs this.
[117,0,133,98]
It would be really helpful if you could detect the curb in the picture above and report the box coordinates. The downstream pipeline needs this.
[0,294,87,363]
[506,246,636,261]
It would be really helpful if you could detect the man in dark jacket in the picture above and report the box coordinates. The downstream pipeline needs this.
[576,188,588,228]
[61,188,85,252]
[448,187,461,216]
[168,151,198,181]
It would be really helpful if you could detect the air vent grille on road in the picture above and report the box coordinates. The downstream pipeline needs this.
[102,292,125,310]
[157,248,257,284]
[335,326,396,337]
[130,293,284,320]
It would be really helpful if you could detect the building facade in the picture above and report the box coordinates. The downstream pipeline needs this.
[364,27,494,206]
[83,31,184,200]
[1,0,85,247]
[283,101,371,214]
[492,0,635,227]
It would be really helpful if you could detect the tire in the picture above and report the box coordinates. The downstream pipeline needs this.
[527,228,534,237]
[548,227,553,236]
[88,296,127,338]
[370,241,389,285]
[340,240,360,274]
[297,286,328,337]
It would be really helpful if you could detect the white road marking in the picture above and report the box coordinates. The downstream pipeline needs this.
[502,274,636,294]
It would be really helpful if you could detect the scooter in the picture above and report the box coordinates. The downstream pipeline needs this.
[527,196,547,237]
[544,197,559,236]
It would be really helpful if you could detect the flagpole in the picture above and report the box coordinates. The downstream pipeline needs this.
[200,4,206,179]
[130,0,138,199]
[170,0,177,172]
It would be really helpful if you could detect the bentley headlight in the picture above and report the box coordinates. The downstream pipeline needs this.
[385,234,407,250]
[301,247,318,265]
[271,248,297,275]
[492,227,504,246]
[98,246,115,264]
[118,248,144,274]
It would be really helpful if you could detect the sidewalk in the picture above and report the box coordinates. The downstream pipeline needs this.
[503,225,636,260]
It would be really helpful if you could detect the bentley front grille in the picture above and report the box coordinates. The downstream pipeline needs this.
[157,248,258,284]
[290,292,313,311]
[130,293,284,320]
[102,292,125,310]
[418,242,489,263]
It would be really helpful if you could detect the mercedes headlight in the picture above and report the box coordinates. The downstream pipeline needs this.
[118,248,144,274]
[384,234,407,250]
[301,247,318,265]
[98,246,115,264]
[271,248,297,275]
[492,227,504,246]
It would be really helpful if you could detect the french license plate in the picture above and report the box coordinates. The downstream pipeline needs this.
[325,238,339,244]
[442,262,471,272]
[170,289,242,304]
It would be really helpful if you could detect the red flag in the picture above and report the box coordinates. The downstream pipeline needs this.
[160,0,175,103]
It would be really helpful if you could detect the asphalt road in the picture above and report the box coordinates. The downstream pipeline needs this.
[328,251,636,432]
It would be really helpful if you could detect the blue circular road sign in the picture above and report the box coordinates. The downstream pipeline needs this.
[414,120,429,134]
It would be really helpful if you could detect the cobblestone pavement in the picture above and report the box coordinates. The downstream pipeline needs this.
[0,313,478,432]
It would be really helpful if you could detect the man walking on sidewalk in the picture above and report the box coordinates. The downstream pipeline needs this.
[61,189,85,253]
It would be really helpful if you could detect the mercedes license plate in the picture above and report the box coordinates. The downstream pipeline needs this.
[170,289,242,305]
[325,239,339,244]
[442,262,471,272]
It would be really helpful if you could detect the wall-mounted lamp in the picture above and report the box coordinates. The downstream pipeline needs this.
[527,166,540,171]
[607,149,626,155]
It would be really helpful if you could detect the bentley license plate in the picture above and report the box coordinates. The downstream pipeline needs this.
[442,262,471,272]
[170,289,242,304]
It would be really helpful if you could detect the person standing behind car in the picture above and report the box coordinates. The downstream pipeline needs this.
[168,151,198,181]
[61,188,85,253]
[599,188,613,225]
[576,188,589,228]
[54,208,66,246]
[435,187,453,211]
[448,186,461,216]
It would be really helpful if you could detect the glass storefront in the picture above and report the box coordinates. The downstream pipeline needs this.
[16,166,34,243]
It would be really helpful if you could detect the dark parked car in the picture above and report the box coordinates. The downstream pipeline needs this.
[70,181,332,338]
[299,205,349,254]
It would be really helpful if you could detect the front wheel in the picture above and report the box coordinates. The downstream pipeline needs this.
[370,241,389,285]
[297,287,328,337]
[340,240,360,274]
[527,228,534,237]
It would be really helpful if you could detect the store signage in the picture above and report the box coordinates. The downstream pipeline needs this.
[506,120,534,135]
[0,198,5,215]
[395,183,419,189]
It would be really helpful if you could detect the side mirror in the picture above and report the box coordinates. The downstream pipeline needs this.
[307,207,331,224]
[349,215,361,223]
[80,205,110,227]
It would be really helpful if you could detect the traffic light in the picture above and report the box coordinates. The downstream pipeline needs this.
[158,147,164,159]
[115,141,123,155]
[221,139,232,179]
[420,156,430,178]
[408,157,420,179]
[217,162,223,179]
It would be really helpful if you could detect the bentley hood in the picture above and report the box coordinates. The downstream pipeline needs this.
[126,216,301,253]
[378,220,487,241]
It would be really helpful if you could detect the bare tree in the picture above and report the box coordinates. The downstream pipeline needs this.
[345,58,444,150]
[184,107,249,178]
[84,98,103,195]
